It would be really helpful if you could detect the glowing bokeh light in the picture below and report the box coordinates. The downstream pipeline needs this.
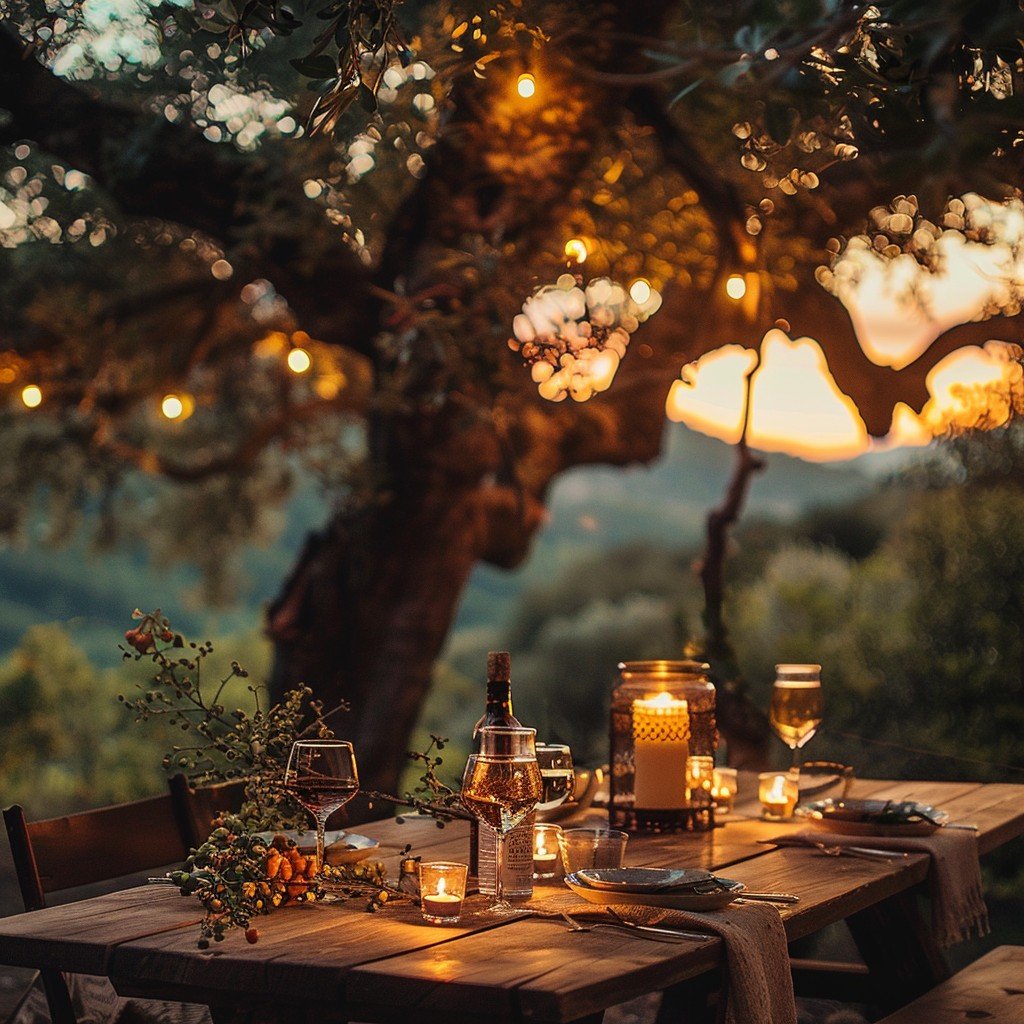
[725,274,747,300]
[161,394,185,419]
[517,73,536,99]
[564,238,588,264]
[666,345,759,445]
[21,385,42,408]
[629,278,652,304]
[287,347,312,374]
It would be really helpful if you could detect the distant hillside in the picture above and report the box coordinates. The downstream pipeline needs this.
[0,424,889,662]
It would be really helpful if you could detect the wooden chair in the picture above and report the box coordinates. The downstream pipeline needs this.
[167,775,246,849]
[876,946,1024,1023]
[2,793,191,1024]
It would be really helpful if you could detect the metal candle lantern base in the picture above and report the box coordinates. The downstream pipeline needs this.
[613,805,715,834]
[610,660,718,835]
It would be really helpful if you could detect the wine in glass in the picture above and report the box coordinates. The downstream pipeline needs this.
[282,740,359,888]
[535,743,575,812]
[770,664,823,770]
[461,726,542,915]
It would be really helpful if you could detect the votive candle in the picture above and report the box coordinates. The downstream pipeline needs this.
[533,823,562,880]
[418,861,468,924]
[759,771,799,820]
[712,767,738,812]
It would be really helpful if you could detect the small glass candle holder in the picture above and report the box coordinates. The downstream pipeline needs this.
[759,771,799,820]
[418,862,468,924]
[558,828,628,874]
[533,824,562,880]
[686,755,715,801]
[711,767,738,813]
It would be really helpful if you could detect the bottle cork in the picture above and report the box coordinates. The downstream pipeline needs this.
[487,651,511,682]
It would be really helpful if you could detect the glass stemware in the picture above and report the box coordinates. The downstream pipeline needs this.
[461,726,542,916]
[282,740,359,889]
[769,664,824,770]
[535,743,575,812]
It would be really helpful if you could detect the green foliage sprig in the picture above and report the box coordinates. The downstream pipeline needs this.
[119,609,347,831]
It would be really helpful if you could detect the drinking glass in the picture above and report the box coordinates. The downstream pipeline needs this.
[461,726,542,916]
[282,740,359,888]
[769,664,824,770]
[535,743,575,812]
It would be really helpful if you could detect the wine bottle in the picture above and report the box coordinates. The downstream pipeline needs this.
[475,651,534,899]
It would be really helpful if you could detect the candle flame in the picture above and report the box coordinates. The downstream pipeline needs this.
[436,876,446,898]
[767,775,788,802]
[536,838,547,857]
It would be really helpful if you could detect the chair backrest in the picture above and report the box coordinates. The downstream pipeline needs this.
[168,774,247,849]
[3,793,189,912]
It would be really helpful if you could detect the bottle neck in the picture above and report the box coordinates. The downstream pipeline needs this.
[485,679,516,724]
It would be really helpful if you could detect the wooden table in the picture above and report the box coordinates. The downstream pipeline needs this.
[1,776,1022,1024]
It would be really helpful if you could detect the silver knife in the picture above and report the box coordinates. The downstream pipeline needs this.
[734,891,800,904]
[604,908,715,940]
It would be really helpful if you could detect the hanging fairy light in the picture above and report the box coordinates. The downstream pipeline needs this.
[516,73,536,99]
[725,274,747,300]
[287,347,312,374]
[161,393,195,421]
[629,278,653,304]
[21,384,42,408]
[564,238,588,264]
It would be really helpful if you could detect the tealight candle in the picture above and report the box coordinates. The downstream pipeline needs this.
[632,692,690,809]
[418,861,468,924]
[712,767,738,813]
[759,771,799,820]
[533,824,562,880]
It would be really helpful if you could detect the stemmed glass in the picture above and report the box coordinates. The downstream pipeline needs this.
[461,726,542,916]
[282,740,359,889]
[535,743,575,812]
[769,664,824,771]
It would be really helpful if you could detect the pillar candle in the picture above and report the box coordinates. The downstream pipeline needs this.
[632,693,689,809]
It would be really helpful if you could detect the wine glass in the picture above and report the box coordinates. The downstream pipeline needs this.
[769,664,824,771]
[535,743,575,813]
[282,740,359,887]
[461,726,542,916]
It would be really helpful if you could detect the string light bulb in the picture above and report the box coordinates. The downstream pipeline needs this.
[564,238,588,264]
[516,73,536,99]
[161,394,185,420]
[629,278,652,304]
[726,274,747,300]
[287,347,312,374]
[21,384,42,408]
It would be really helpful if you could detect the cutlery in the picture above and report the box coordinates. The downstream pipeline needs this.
[605,907,716,939]
[557,911,712,942]
[731,891,800,904]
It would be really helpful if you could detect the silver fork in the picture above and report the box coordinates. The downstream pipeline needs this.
[558,911,712,943]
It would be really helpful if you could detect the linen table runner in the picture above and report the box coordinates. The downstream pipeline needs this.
[771,828,989,947]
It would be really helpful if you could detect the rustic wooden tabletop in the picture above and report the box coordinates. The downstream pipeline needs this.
[1,775,1021,1024]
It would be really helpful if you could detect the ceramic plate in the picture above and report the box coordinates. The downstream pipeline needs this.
[796,798,948,837]
[565,873,744,911]
[254,830,380,865]
[575,868,714,893]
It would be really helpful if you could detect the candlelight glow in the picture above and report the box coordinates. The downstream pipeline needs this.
[287,347,312,374]
[435,876,447,898]
[21,384,42,408]
[629,278,652,304]
[665,345,759,445]
[517,73,536,98]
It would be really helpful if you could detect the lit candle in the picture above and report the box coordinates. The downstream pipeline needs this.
[632,693,689,809]
[712,767,738,812]
[418,861,468,924]
[759,771,799,820]
[533,824,562,880]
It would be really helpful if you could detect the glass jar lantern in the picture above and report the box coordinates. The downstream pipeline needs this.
[610,660,717,832]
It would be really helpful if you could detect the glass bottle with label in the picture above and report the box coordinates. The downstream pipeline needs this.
[474,652,534,898]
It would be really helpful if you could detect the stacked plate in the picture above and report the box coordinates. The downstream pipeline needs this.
[796,798,949,837]
[564,867,746,910]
